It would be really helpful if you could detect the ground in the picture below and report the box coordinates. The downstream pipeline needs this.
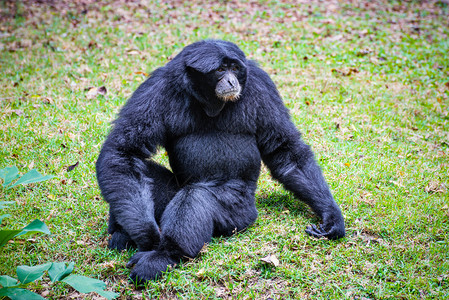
[0,0,448,299]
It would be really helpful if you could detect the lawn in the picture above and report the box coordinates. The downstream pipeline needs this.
[0,0,448,299]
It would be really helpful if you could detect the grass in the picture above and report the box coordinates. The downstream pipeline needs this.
[0,0,448,299]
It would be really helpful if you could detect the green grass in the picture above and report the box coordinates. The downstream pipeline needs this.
[1,0,448,299]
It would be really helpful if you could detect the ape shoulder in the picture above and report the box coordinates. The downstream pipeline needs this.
[242,60,291,128]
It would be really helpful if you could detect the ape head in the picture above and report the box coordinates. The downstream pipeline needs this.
[180,40,248,117]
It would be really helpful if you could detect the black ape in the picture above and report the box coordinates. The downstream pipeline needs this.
[96,40,345,284]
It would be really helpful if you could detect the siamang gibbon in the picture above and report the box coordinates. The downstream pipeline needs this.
[96,40,345,284]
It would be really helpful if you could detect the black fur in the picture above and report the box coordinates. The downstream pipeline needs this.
[96,40,345,285]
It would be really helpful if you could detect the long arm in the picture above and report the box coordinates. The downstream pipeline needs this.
[96,78,168,250]
[252,65,345,239]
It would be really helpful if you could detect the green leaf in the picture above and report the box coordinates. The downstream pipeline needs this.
[48,262,74,282]
[0,229,22,248]
[62,274,119,299]
[14,219,51,237]
[0,214,11,224]
[16,262,52,284]
[97,289,120,300]
[0,275,19,288]
[0,219,50,248]
[0,287,46,300]
[0,167,8,178]
[0,166,19,187]
[8,169,53,189]
[0,201,15,209]
[62,274,106,292]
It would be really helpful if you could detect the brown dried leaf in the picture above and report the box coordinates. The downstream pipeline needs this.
[97,86,107,95]
[85,86,107,99]
[88,40,97,48]
[20,39,32,48]
[356,48,373,56]
[42,97,53,104]
[196,267,206,279]
[260,254,280,267]
[135,71,149,77]
[215,287,227,297]
[78,64,92,74]
[425,181,447,194]
[99,260,119,270]
[331,67,359,76]
[67,161,79,172]
[12,109,24,116]
[360,191,375,206]
[126,48,140,55]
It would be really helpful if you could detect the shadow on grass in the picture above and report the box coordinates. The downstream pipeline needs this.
[256,191,316,220]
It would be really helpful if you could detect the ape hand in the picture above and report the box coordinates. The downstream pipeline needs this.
[305,212,345,240]
[109,231,136,251]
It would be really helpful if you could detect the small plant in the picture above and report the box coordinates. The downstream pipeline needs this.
[0,206,50,248]
[0,167,119,299]
[0,262,119,300]
[0,166,53,190]
[0,166,53,248]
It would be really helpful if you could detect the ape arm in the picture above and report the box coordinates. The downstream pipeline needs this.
[96,78,168,250]
[253,68,345,240]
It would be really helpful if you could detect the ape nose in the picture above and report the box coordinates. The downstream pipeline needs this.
[229,76,239,89]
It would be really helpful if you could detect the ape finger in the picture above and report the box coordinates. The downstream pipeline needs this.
[305,224,326,238]
[126,251,149,268]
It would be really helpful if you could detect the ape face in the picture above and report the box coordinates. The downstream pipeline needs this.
[187,60,246,117]
[214,60,242,101]
[183,41,247,117]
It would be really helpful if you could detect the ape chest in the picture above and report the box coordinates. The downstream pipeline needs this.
[166,133,261,181]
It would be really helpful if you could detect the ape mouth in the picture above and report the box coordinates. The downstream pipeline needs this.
[216,88,241,102]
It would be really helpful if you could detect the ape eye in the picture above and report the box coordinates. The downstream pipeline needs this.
[217,67,225,73]
[231,65,239,72]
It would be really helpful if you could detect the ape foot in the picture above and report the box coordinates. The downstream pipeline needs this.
[127,251,177,286]
[108,231,136,251]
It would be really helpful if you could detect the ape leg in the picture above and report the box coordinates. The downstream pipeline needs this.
[127,180,258,284]
[104,160,178,251]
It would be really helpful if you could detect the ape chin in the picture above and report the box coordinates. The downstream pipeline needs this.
[96,39,345,284]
